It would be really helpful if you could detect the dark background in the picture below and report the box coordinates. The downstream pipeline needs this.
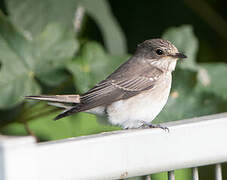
[109,0,227,63]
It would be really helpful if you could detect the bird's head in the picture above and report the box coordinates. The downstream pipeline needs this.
[136,39,187,71]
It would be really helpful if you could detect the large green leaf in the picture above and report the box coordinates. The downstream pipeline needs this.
[6,0,126,55]
[67,42,128,93]
[197,63,227,101]
[0,12,40,108]
[155,68,227,123]
[0,13,77,108]
[32,24,77,74]
[6,0,77,36]
[162,25,199,69]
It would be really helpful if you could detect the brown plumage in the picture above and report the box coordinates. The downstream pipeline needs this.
[26,39,187,128]
[54,63,163,120]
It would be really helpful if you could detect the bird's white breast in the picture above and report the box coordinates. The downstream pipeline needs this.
[107,72,172,128]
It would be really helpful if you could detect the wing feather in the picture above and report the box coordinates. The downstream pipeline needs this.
[79,67,163,110]
[54,65,164,120]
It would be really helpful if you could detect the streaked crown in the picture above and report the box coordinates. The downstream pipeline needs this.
[136,39,186,60]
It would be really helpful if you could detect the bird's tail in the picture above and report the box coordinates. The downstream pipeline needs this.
[25,95,81,120]
[25,95,80,103]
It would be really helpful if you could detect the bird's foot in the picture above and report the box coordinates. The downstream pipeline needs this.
[139,122,169,132]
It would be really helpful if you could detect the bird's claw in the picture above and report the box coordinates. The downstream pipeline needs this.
[140,123,169,132]
[150,124,169,132]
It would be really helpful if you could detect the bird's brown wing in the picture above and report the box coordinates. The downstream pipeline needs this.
[81,76,154,105]
[54,66,163,120]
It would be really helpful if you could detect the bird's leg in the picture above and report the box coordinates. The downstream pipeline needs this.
[139,121,169,132]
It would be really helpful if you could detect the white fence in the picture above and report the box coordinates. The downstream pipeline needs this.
[1,113,227,180]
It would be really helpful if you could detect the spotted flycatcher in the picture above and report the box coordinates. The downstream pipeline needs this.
[26,39,187,129]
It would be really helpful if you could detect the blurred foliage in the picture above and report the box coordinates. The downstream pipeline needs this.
[0,13,77,108]
[0,0,227,179]
[6,0,126,55]
[67,42,128,92]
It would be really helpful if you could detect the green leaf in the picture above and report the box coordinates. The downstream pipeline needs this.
[80,0,127,55]
[6,0,78,37]
[155,68,227,123]
[67,42,128,93]
[162,25,199,69]
[0,13,77,108]
[32,23,78,86]
[0,12,40,108]
[197,63,227,101]
[6,0,126,55]
[37,69,70,87]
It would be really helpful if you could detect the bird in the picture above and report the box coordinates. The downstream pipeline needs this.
[26,39,187,130]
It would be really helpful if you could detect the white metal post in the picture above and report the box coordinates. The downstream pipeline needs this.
[215,164,222,180]
[192,167,199,180]
[0,136,37,180]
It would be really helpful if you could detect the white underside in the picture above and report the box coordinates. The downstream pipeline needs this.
[86,72,172,129]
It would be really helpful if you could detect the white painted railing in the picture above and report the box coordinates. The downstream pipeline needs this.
[1,113,227,180]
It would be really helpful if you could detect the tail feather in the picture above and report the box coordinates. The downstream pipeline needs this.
[47,102,73,109]
[25,95,80,103]
[25,95,81,120]
[54,106,81,120]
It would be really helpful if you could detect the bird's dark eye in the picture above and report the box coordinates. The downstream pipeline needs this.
[156,49,164,55]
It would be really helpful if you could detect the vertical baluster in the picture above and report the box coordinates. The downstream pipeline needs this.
[192,167,199,180]
[145,175,151,180]
[168,171,175,180]
[215,164,222,180]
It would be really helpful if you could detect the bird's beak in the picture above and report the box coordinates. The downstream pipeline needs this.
[170,53,187,59]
